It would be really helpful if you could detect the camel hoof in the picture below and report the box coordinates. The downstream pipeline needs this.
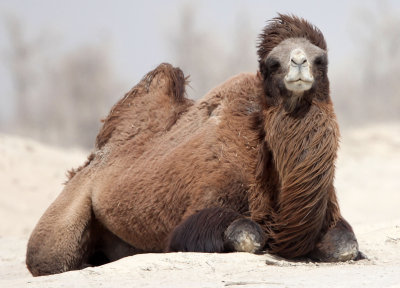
[309,218,361,262]
[224,218,265,253]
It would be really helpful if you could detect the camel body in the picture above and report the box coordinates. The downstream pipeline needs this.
[27,66,345,276]
[27,15,361,276]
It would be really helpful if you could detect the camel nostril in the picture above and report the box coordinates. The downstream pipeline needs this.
[291,58,307,66]
[290,48,308,66]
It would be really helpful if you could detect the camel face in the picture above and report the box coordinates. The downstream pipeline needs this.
[261,38,328,114]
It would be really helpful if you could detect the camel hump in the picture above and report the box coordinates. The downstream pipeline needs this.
[143,62,188,103]
[95,63,193,150]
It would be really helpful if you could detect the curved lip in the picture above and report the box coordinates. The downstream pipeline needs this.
[284,77,314,93]
[285,78,314,84]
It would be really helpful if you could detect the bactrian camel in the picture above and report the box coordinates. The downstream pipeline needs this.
[26,14,361,276]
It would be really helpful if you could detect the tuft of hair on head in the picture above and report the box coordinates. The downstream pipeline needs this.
[257,14,327,67]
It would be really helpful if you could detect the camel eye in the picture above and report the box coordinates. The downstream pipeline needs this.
[266,58,281,73]
[314,56,327,66]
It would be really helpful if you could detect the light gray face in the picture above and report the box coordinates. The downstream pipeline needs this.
[268,38,327,95]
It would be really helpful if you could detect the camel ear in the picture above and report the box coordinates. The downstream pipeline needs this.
[258,58,268,80]
[257,70,263,80]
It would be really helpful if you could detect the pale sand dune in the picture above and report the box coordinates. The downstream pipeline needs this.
[336,123,400,226]
[0,134,87,237]
[0,124,399,287]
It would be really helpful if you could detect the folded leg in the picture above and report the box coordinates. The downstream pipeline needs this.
[166,207,265,253]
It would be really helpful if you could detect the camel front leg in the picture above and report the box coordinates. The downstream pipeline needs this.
[166,207,265,253]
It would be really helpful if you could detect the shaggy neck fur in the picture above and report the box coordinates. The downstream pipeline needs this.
[261,100,340,257]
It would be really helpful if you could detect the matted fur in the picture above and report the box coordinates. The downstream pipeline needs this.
[260,101,340,257]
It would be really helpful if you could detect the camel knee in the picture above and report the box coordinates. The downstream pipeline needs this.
[309,217,362,262]
[224,218,266,253]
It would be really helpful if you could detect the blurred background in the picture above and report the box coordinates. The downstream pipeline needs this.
[1,0,399,148]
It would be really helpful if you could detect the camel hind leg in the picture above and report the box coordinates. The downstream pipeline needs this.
[88,219,143,265]
[26,183,93,276]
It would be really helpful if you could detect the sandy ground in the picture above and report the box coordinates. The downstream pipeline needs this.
[0,123,399,287]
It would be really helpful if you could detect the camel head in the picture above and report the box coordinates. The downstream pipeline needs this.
[258,14,329,115]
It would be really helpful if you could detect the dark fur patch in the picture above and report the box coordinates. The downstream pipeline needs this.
[166,207,243,253]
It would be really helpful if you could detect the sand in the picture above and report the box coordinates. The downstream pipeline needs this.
[0,124,399,287]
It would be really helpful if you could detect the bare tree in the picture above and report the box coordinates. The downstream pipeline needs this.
[42,44,121,147]
[333,1,400,125]
[5,17,37,130]
[3,16,123,148]
[169,3,256,99]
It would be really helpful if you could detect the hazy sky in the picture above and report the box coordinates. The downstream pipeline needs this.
[1,0,399,117]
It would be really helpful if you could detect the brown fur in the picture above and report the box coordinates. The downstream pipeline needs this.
[27,15,354,276]
[95,63,191,150]
[90,73,265,252]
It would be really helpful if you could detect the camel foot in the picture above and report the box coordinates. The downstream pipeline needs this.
[224,218,266,253]
[309,217,361,262]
